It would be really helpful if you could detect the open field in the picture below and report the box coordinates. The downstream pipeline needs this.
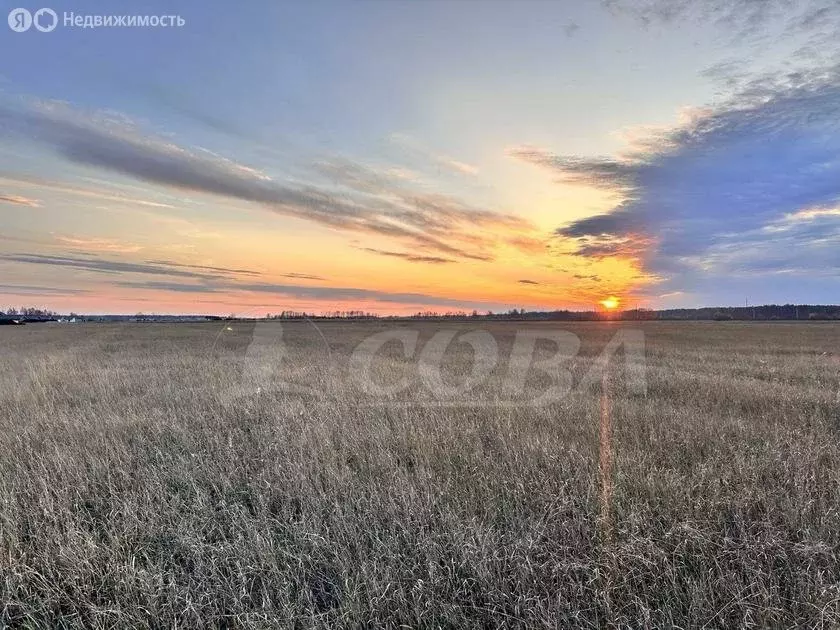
[1,321,839,628]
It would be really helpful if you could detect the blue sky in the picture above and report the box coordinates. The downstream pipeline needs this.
[1,0,839,314]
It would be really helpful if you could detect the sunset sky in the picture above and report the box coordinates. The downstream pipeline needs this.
[2,0,839,315]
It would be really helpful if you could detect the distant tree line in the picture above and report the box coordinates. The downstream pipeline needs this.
[256,305,840,321]
[265,310,377,320]
[4,304,839,323]
[3,307,58,318]
[628,304,840,321]
[1,307,61,322]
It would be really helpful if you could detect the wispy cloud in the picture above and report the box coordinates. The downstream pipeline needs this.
[440,158,479,177]
[517,279,540,285]
[278,272,326,281]
[358,247,455,264]
[1,253,257,281]
[143,259,324,280]
[602,0,840,45]
[141,259,262,277]
[117,279,503,310]
[0,283,89,296]
[388,133,480,177]
[0,194,40,207]
[605,0,840,106]
[0,100,518,262]
[55,235,143,253]
[508,147,638,192]
[313,156,522,230]
[698,207,840,277]
[0,174,176,209]
[506,235,547,253]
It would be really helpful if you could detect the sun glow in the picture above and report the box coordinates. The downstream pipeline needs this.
[600,296,620,310]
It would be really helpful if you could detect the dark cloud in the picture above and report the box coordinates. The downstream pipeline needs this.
[508,147,638,192]
[514,72,840,293]
[517,279,539,285]
[554,207,645,239]
[568,234,654,261]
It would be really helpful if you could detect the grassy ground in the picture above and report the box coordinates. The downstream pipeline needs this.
[0,321,838,628]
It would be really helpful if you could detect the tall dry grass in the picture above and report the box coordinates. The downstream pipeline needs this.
[0,321,838,628]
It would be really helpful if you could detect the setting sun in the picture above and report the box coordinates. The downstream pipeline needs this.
[600,296,621,310]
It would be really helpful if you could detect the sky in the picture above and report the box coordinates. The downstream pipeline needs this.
[1,0,839,315]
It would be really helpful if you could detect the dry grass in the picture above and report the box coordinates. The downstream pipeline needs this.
[0,320,839,628]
